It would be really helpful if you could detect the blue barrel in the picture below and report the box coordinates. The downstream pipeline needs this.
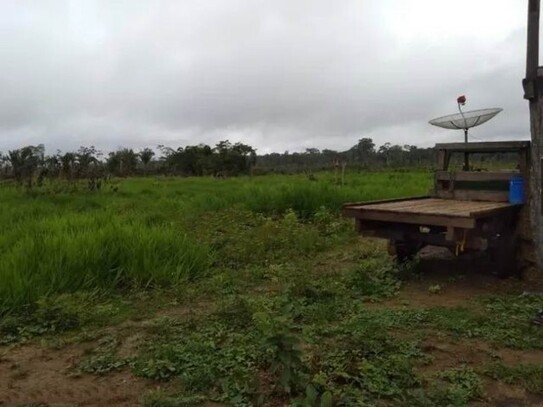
[509,175,525,204]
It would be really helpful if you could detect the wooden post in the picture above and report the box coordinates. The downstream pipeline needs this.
[524,0,543,270]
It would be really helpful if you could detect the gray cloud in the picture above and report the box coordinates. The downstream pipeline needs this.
[0,0,532,154]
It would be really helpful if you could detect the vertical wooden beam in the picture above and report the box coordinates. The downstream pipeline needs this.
[436,149,450,171]
[527,0,540,80]
[524,0,543,269]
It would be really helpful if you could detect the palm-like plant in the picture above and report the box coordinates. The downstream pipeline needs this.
[139,148,155,175]
[7,145,44,188]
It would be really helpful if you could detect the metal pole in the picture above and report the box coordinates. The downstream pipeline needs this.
[464,129,469,171]
[524,0,543,270]
[458,102,469,171]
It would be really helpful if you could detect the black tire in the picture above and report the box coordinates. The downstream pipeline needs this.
[393,240,420,264]
[488,234,519,278]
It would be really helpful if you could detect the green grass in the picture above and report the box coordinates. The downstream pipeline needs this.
[0,214,211,310]
[4,170,541,406]
[0,171,431,312]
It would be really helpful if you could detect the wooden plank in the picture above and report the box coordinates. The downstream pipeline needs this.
[435,171,520,182]
[343,198,514,223]
[394,201,454,212]
[435,141,531,153]
[410,204,505,217]
[454,189,509,202]
[401,200,483,215]
[342,207,476,228]
[434,189,509,202]
[365,199,443,212]
[357,198,509,212]
[359,200,451,214]
[418,204,486,217]
[435,190,454,199]
[469,205,518,218]
[342,195,429,208]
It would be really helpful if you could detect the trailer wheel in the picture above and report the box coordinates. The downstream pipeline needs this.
[488,234,520,278]
[390,240,420,264]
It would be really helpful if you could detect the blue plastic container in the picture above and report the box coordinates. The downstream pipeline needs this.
[509,175,525,204]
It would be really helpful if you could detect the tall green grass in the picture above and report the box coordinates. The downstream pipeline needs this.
[190,171,432,217]
[0,171,431,311]
[0,214,210,311]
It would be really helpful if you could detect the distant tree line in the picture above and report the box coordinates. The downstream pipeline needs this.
[0,140,256,188]
[255,138,436,174]
[0,137,515,187]
[255,138,517,174]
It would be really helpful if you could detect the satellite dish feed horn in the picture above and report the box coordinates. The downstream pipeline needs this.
[429,96,503,170]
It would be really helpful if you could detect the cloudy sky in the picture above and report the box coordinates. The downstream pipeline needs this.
[0,0,533,154]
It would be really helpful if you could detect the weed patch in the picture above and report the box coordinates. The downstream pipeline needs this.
[485,362,543,394]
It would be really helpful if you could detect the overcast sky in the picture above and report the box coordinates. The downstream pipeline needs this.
[0,1,533,154]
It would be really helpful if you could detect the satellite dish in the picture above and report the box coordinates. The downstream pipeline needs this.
[429,108,503,130]
[428,96,503,170]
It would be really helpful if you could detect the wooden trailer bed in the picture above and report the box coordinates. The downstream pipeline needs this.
[343,197,516,229]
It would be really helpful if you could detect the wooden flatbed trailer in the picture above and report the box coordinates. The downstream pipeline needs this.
[343,141,532,276]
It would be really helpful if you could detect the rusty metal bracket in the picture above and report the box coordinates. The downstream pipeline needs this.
[455,229,468,256]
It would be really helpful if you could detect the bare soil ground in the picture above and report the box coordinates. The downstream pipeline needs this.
[1,249,543,406]
[0,344,154,406]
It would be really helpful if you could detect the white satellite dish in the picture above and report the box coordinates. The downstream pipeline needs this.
[429,97,503,170]
[429,108,503,130]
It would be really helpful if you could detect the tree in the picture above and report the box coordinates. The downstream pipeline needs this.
[0,152,5,177]
[348,138,375,168]
[305,148,320,155]
[107,148,138,176]
[43,151,62,178]
[60,152,77,179]
[7,145,44,187]
[378,143,391,167]
[158,146,184,175]
[139,148,155,175]
[76,146,101,178]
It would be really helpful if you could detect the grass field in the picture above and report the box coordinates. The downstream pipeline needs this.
[1,171,543,406]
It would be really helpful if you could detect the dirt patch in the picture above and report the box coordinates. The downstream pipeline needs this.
[0,303,215,407]
[418,338,493,374]
[154,299,216,319]
[116,333,147,359]
[375,246,542,309]
[497,348,543,365]
[418,338,543,406]
[480,380,543,407]
[419,337,543,372]
[0,343,160,406]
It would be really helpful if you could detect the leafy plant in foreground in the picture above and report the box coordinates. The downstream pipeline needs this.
[133,321,261,404]
[255,311,306,395]
[299,384,333,407]
[347,257,401,300]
